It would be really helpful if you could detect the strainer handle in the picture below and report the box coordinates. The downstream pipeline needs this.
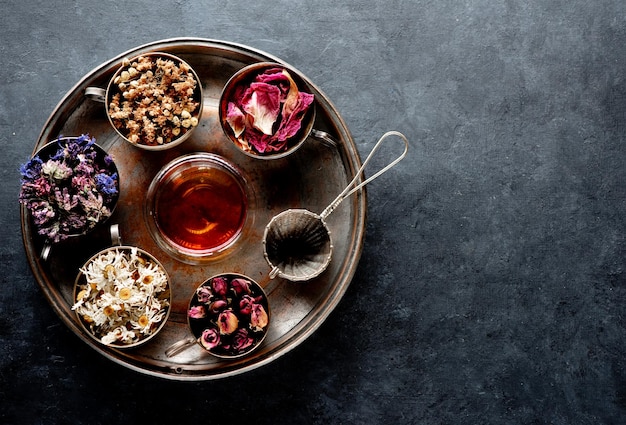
[320,131,409,220]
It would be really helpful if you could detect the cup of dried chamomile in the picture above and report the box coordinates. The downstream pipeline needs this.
[86,52,203,151]
[72,246,171,348]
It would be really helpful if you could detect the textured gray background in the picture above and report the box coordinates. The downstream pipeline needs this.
[2,1,626,424]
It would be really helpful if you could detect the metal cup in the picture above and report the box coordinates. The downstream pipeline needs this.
[85,52,203,151]
[165,273,270,359]
[218,62,316,159]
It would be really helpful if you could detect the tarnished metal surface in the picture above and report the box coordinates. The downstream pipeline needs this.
[21,38,366,380]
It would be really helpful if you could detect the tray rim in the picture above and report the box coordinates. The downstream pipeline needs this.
[21,37,367,380]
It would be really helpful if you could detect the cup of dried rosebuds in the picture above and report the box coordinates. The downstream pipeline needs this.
[219,62,316,159]
[86,52,203,151]
[165,273,270,359]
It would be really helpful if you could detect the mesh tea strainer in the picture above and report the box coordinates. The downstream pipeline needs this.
[263,131,409,281]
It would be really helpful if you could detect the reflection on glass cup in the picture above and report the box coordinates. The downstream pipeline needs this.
[145,153,250,263]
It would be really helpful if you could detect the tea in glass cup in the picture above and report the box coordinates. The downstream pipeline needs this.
[146,153,249,263]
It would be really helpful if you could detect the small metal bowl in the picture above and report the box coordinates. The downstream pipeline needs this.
[166,273,270,359]
[86,52,203,151]
[73,246,172,349]
[218,62,316,159]
[19,135,120,258]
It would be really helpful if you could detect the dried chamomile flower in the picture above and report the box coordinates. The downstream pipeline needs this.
[72,247,170,347]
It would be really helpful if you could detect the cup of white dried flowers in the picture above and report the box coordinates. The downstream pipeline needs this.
[72,246,171,348]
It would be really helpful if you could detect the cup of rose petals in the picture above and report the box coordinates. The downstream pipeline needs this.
[19,134,120,246]
[165,273,270,359]
[72,246,172,348]
[85,52,203,150]
[219,62,316,159]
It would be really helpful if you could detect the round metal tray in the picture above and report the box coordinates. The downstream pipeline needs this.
[21,38,366,380]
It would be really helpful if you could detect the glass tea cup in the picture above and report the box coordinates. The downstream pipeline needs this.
[145,153,251,264]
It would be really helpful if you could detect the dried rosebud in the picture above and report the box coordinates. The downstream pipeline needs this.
[250,303,269,332]
[196,286,212,303]
[239,295,255,315]
[212,277,228,297]
[209,299,228,313]
[217,309,239,335]
[188,305,206,319]
[231,278,252,296]
[231,328,254,353]
[199,328,220,350]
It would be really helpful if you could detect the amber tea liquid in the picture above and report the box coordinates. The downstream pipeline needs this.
[154,167,247,253]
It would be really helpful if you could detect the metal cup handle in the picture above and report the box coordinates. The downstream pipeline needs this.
[84,87,106,103]
[165,336,197,358]
[40,223,122,261]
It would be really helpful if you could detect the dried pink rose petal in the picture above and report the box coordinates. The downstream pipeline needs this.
[226,103,246,138]
[241,82,282,135]
[274,90,314,142]
[225,67,313,155]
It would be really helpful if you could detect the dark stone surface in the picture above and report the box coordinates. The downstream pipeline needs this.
[2,1,626,423]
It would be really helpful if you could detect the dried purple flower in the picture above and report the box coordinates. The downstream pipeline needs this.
[96,173,119,201]
[19,134,119,243]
